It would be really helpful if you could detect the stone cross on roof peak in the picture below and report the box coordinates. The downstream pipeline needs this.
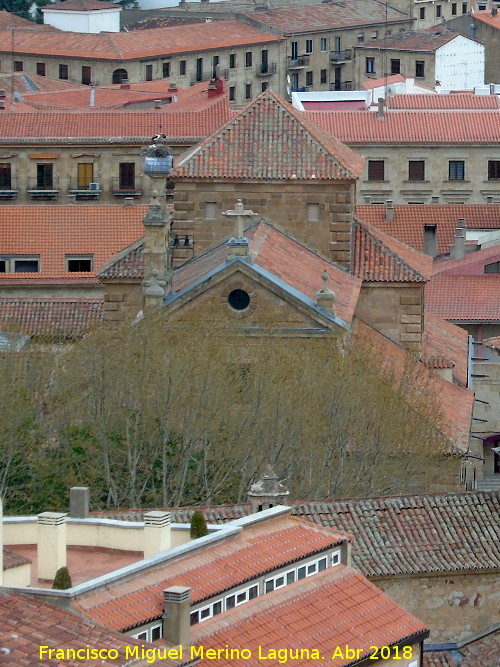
[223,199,258,240]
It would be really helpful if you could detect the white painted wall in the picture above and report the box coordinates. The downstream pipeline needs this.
[436,35,485,90]
[42,7,121,33]
[139,0,228,8]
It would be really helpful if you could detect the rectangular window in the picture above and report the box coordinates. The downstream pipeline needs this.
[485,261,500,273]
[119,162,135,189]
[291,41,298,60]
[190,611,199,625]
[415,60,425,78]
[59,64,68,80]
[229,85,235,101]
[179,60,186,76]
[14,61,23,72]
[0,256,40,273]
[145,64,153,81]
[213,601,223,615]
[0,164,12,189]
[320,37,327,52]
[320,69,327,84]
[306,71,313,86]
[332,551,340,566]
[334,36,341,53]
[82,65,91,85]
[236,591,247,604]
[36,62,46,76]
[318,557,327,571]
[488,161,500,179]
[66,255,93,272]
[297,565,307,580]
[286,571,295,585]
[368,160,385,181]
[212,55,219,78]
[305,39,313,54]
[419,6,425,19]
[462,2,468,12]
[245,83,252,99]
[77,162,93,189]
[307,562,316,575]
[436,4,442,16]
[226,595,236,610]
[261,81,268,92]
[205,201,217,219]
[366,57,375,74]
[357,33,364,42]
[162,61,170,78]
[36,163,53,189]
[245,52,252,67]
[307,203,320,221]
[199,607,211,621]
[196,58,203,82]
[136,632,147,641]
[371,31,378,39]
[409,160,425,181]
[151,626,162,641]
[449,160,465,180]
[229,53,236,69]
[452,2,457,13]
[390,59,400,74]
[265,579,274,593]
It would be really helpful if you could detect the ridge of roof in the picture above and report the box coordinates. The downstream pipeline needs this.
[173,90,364,180]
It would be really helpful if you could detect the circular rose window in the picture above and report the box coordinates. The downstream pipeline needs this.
[227,289,250,311]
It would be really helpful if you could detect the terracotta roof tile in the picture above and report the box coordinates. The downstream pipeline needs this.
[245,0,410,34]
[192,566,428,666]
[0,591,185,666]
[0,297,103,339]
[388,93,500,109]
[473,9,500,27]
[361,29,460,51]
[0,20,283,61]
[45,0,119,11]
[355,204,500,255]
[362,73,405,89]
[0,98,233,142]
[425,274,500,322]
[353,218,432,282]
[306,110,500,144]
[173,90,364,181]
[424,652,456,667]
[353,318,474,452]
[459,627,500,665]
[0,9,54,29]
[433,244,500,275]
[0,205,145,285]
[3,546,31,570]
[422,314,469,386]
[73,516,346,632]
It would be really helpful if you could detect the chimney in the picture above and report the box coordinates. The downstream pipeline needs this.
[492,6,498,16]
[431,196,439,204]
[163,587,191,646]
[423,224,437,257]
[168,82,178,92]
[208,78,225,98]
[377,97,385,119]
[37,512,67,582]
[0,497,3,586]
[154,99,162,109]
[69,487,89,519]
[248,465,289,514]
[454,218,466,260]
[385,200,394,222]
[120,79,130,89]
[315,270,336,315]
[143,511,171,559]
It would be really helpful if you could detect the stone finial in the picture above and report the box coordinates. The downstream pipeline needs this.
[316,271,335,315]
[143,268,166,298]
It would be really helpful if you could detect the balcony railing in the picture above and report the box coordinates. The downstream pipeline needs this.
[27,177,59,199]
[0,177,17,199]
[287,56,310,69]
[331,49,352,63]
[256,62,277,77]
[111,177,142,196]
[329,81,353,91]
[68,178,102,198]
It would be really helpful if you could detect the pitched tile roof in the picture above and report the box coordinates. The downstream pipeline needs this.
[422,314,469,387]
[0,205,145,286]
[425,275,500,322]
[306,110,500,144]
[0,20,283,61]
[472,9,500,28]
[459,628,500,666]
[0,591,185,666]
[292,490,500,576]
[355,204,500,255]
[0,99,234,143]
[361,29,460,52]
[0,297,103,339]
[353,318,474,452]
[173,90,364,180]
[433,244,500,275]
[388,93,500,109]
[2,546,31,570]
[0,8,52,29]
[352,218,432,282]
[44,0,119,11]
[192,565,428,666]
[245,0,411,34]
[73,515,347,632]
[362,73,405,89]
[98,240,144,280]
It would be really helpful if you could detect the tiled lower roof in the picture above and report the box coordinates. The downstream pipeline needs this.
[424,628,500,666]
[388,93,500,109]
[422,314,469,387]
[2,546,31,571]
[0,591,185,666]
[425,275,500,322]
[0,297,103,339]
[192,565,428,666]
[73,516,346,632]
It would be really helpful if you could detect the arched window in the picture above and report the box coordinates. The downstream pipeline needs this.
[112,69,128,85]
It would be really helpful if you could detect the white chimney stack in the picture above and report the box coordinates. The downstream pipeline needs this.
[37,512,67,582]
[144,511,171,559]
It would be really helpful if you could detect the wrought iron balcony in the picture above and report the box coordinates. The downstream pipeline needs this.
[256,62,277,77]
[287,56,309,69]
[27,177,59,199]
[68,178,102,198]
[0,177,17,199]
[331,49,352,63]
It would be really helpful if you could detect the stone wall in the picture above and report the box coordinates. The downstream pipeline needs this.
[374,571,500,643]
[173,179,356,267]
[354,284,424,353]
[102,280,142,327]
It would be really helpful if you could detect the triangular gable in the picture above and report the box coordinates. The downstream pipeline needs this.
[98,239,144,280]
[353,218,432,282]
[172,90,364,181]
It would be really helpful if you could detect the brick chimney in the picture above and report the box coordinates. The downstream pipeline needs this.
[37,512,67,582]
[207,78,225,98]
[163,587,191,646]
[143,511,171,559]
